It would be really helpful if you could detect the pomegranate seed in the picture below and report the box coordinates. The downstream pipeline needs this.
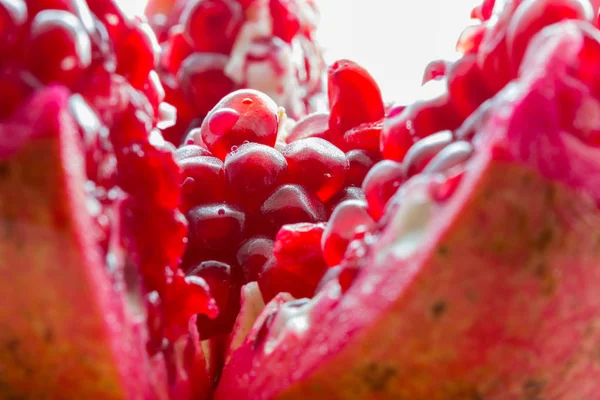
[424,141,474,173]
[27,10,92,86]
[0,67,36,119]
[345,149,378,187]
[286,112,330,143]
[362,160,405,221]
[429,169,466,203]
[273,223,327,270]
[281,137,348,202]
[77,68,129,126]
[225,142,288,210]
[237,236,274,282]
[422,59,450,84]
[447,54,494,120]
[25,0,74,18]
[403,130,453,177]
[327,186,366,215]
[179,155,226,211]
[178,53,237,118]
[481,0,497,20]
[175,144,212,160]
[269,0,301,43]
[115,22,159,89]
[200,89,280,160]
[506,0,593,73]
[161,25,193,75]
[86,0,128,42]
[342,118,384,153]
[0,0,27,57]
[183,0,243,54]
[260,184,327,235]
[328,59,385,146]
[185,202,247,262]
[258,257,317,302]
[321,200,375,267]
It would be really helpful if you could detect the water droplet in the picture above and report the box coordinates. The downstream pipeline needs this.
[324,173,332,179]
[218,208,225,216]
[242,97,253,105]
[230,145,238,154]
[243,140,250,144]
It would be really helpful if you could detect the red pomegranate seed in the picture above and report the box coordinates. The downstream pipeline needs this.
[86,0,128,42]
[281,137,348,202]
[185,202,247,262]
[178,53,237,118]
[200,89,280,160]
[0,0,27,57]
[187,260,240,338]
[429,169,466,203]
[362,160,405,221]
[143,71,165,115]
[0,67,36,120]
[179,155,226,211]
[403,130,453,177]
[423,140,474,173]
[456,24,486,55]
[321,200,375,267]
[286,111,330,143]
[380,80,460,161]
[115,21,160,89]
[345,149,378,187]
[161,25,193,75]
[269,0,301,43]
[77,67,128,126]
[342,118,384,153]
[25,0,74,18]
[237,236,274,282]
[225,142,288,209]
[506,0,593,73]
[327,59,385,146]
[260,184,327,235]
[258,257,317,303]
[175,144,212,160]
[422,59,450,84]
[183,0,243,54]
[27,10,92,87]
[273,222,327,269]
[481,0,497,20]
[447,54,494,120]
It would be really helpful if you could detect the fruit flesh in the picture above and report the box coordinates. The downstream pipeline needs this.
[215,57,600,399]
[0,88,162,399]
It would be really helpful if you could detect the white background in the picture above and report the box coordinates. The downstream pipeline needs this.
[121,0,479,103]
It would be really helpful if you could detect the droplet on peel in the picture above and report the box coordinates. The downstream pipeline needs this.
[208,107,241,136]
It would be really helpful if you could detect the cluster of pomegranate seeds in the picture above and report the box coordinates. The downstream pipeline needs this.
[145,0,326,146]
[176,55,388,338]
[0,0,220,380]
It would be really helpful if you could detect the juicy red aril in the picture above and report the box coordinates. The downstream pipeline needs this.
[179,155,226,211]
[0,68,36,120]
[327,59,385,146]
[201,89,280,160]
[341,118,384,153]
[184,202,247,263]
[422,59,450,84]
[225,142,287,209]
[86,0,128,42]
[0,0,27,57]
[25,0,74,17]
[273,223,327,269]
[286,111,330,143]
[321,200,375,267]
[345,149,378,187]
[109,102,153,148]
[77,68,129,127]
[403,130,453,177]
[362,160,405,221]
[27,10,91,87]
[269,0,301,43]
[506,0,593,73]
[115,21,159,90]
[260,184,326,235]
[161,26,194,75]
[187,260,240,338]
[447,54,494,120]
[429,169,466,203]
[175,144,212,160]
[178,53,237,120]
[258,257,317,303]
[237,236,274,282]
[281,137,348,202]
[183,0,243,54]
[423,140,474,173]
[316,264,360,294]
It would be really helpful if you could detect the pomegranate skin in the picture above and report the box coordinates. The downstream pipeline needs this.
[214,30,600,399]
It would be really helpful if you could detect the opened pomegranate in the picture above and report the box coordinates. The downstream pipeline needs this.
[146,0,326,145]
[0,1,218,398]
[216,11,600,400]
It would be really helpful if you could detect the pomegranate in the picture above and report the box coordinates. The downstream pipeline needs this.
[147,0,326,145]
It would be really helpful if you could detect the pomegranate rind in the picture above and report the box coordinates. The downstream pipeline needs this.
[215,58,600,399]
[0,88,163,399]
